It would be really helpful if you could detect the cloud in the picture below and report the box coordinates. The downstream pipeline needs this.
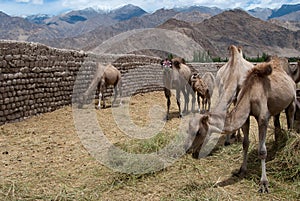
[15,0,44,4]
[1,0,299,16]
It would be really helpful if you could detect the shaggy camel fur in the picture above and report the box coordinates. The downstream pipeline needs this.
[190,73,209,112]
[161,57,192,120]
[186,60,296,193]
[79,63,122,109]
[215,45,254,145]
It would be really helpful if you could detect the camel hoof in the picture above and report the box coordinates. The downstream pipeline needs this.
[192,151,199,159]
[258,181,269,193]
[233,168,247,178]
[224,141,231,146]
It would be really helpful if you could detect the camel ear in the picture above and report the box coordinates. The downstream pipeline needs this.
[181,58,186,64]
[237,46,242,53]
[173,60,180,68]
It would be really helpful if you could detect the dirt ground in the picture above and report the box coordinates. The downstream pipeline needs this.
[0,91,299,200]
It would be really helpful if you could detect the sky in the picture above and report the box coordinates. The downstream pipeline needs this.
[0,0,299,16]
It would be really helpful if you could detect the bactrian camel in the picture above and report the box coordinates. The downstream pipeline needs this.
[185,59,296,193]
[201,72,215,112]
[190,72,215,113]
[215,45,254,145]
[190,73,209,113]
[268,56,300,83]
[78,63,122,109]
[161,57,192,120]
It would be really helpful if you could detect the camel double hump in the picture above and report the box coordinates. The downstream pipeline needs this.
[215,45,254,145]
[185,57,296,193]
[78,63,122,109]
[161,57,192,120]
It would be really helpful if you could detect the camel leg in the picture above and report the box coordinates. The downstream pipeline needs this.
[258,117,270,193]
[201,97,205,113]
[176,89,182,118]
[237,117,250,176]
[98,92,102,109]
[273,114,281,143]
[102,92,106,109]
[118,79,123,106]
[182,87,189,114]
[112,84,118,106]
[98,80,106,109]
[207,97,211,111]
[225,134,231,146]
[164,88,171,120]
[197,93,201,113]
[285,101,295,130]
[191,90,196,113]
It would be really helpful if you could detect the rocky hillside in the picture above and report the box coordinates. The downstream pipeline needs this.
[159,9,300,57]
[0,4,299,58]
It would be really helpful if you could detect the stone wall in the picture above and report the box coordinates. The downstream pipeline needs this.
[0,40,298,125]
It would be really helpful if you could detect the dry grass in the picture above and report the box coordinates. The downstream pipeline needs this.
[0,91,299,200]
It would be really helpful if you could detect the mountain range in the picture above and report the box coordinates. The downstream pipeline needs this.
[0,3,300,58]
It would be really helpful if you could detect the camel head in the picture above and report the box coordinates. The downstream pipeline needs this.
[185,113,223,158]
[161,57,186,69]
[190,73,208,98]
[161,59,172,71]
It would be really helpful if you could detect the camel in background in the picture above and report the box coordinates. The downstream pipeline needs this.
[78,63,122,109]
[161,57,192,120]
[190,73,209,113]
[201,72,215,111]
[267,56,300,83]
[215,45,254,145]
[190,72,215,112]
[185,59,296,193]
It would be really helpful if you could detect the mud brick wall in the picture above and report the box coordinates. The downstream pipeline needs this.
[0,41,87,125]
[0,41,165,125]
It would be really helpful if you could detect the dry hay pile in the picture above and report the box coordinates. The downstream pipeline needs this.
[0,91,299,200]
[268,132,300,182]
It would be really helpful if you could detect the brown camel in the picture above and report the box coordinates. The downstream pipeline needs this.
[215,45,254,145]
[268,56,300,83]
[190,72,215,113]
[161,57,192,120]
[190,73,209,113]
[201,72,215,112]
[78,63,122,109]
[186,59,296,193]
